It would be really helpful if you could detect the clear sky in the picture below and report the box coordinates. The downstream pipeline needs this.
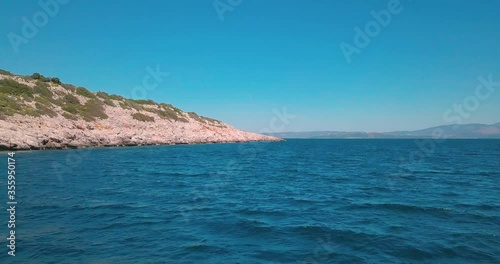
[1,0,499,133]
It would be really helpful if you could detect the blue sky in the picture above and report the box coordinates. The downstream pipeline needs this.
[1,0,499,132]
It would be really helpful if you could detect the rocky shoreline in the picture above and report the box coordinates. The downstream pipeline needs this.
[0,134,282,151]
[0,107,282,151]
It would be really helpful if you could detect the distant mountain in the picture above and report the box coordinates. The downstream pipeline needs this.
[266,123,500,139]
[267,131,388,139]
[384,123,500,138]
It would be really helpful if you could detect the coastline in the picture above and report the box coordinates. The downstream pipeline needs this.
[0,138,284,152]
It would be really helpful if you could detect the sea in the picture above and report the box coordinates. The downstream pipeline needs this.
[0,139,499,263]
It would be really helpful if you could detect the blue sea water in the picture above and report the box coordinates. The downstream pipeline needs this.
[0,139,499,263]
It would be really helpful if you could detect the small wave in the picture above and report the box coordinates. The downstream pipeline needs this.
[152,171,210,177]
[183,244,211,251]
[26,242,86,260]
[289,198,320,204]
[236,219,276,235]
[441,191,460,197]
[291,225,333,235]
[283,168,300,173]
[84,202,146,210]
[98,221,134,230]
[27,204,62,210]
[455,203,500,210]
[359,186,393,192]
[182,243,229,254]
[410,169,464,175]
[237,208,288,216]
[288,225,388,246]
[346,203,455,217]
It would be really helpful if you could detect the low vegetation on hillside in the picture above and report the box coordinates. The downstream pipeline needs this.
[132,113,155,122]
[0,69,224,126]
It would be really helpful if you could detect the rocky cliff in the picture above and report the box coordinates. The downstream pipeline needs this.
[0,71,281,150]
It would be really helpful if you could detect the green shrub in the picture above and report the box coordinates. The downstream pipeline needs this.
[139,104,188,122]
[61,83,76,92]
[129,99,155,105]
[109,94,124,100]
[0,94,21,116]
[62,112,78,120]
[36,81,49,88]
[201,116,221,124]
[187,112,222,125]
[0,79,33,97]
[63,94,80,105]
[96,92,109,99]
[62,105,79,114]
[60,96,108,121]
[162,109,188,122]
[21,94,34,102]
[34,96,53,107]
[96,92,115,106]
[177,117,189,122]
[81,99,108,120]
[33,82,53,97]
[35,102,57,117]
[23,108,40,117]
[31,73,50,82]
[132,113,154,122]
[119,100,142,111]
[0,69,12,75]
[163,108,186,122]
[161,103,183,115]
[76,87,95,98]
[21,76,32,82]
[31,73,42,79]
[102,98,115,107]
[188,112,204,122]
[119,102,130,109]
[50,77,61,85]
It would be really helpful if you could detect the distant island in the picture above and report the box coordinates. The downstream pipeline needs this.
[265,123,500,139]
[0,69,281,150]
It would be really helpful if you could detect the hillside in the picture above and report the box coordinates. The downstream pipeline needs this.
[384,123,500,138]
[0,70,280,150]
[265,123,500,139]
